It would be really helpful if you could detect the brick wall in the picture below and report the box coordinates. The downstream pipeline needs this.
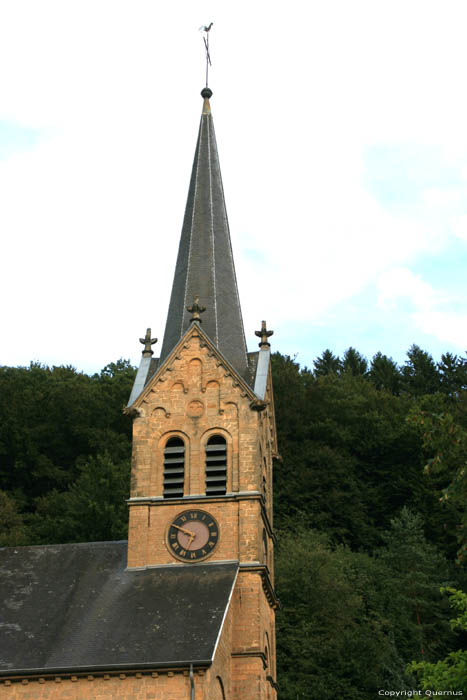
[128,497,267,568]
[124,326,278,699]
[127,328,275,573]
[230,572,277,700]
[206,586,234,698]
[1,670,192,700]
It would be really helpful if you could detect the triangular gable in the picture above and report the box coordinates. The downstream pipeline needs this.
[128,323,263,412]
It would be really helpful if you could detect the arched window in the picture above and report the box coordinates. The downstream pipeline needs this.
[265,631,271,670]
[215,676,226,700]
[205,435,227,496]
[163,437,185,498]
[262,529,268,565]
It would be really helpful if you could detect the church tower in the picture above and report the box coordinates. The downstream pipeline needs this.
[126,87,279,699]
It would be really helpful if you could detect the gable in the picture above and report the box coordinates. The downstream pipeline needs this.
[130,324,260,414]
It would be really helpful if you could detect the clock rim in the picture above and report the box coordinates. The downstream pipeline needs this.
[165,508,220,563]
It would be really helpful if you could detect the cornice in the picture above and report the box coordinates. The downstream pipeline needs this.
[239,563,280,610]
[127,492,277,545]
[0,663,210,682]
[126,324,263,413]
[127,491,263,506]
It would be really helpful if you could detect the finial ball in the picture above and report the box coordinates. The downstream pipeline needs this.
[201,87,213,99]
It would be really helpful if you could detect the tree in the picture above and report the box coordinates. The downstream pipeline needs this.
[276,526,403,699]
[377,508,453,662]
[0,360,135,523]
[313,349,342,376]
[274,370,432,550]
[271,353,312,445]
[408,588,467,693]
[402,345,440,396]
[0,490,27,546]
[412,408,467,563]
[438,352,467,397]
[28,452,130,544]
[370,352,401,394]
[342,346,368,376]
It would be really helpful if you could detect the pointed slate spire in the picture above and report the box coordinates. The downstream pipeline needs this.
[159,88,248,376]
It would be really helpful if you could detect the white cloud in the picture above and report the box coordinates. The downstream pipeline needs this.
[376,268,441,312]
[1,1,467,370]
[451,215,467,241]
[414,311,467,348]
[376,267,467,350]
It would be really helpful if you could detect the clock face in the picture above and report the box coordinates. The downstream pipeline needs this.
[167,510,219,562]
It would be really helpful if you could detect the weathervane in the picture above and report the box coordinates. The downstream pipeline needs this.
[200,22,213,87]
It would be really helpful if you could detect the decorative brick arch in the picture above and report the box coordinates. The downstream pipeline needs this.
[215,675,227,700]
[264,631,271,670]
[200,428,232,493]
[150,430,190,496]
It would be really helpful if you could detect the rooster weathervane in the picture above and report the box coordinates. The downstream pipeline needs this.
[199,22,213,88]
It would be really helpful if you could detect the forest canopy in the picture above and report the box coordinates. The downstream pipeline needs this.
[1,345,467,698]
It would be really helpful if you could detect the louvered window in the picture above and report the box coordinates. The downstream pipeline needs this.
[205,435,227,496]
[163,437,185,498]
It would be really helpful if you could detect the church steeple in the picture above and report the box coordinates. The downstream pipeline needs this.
[124,79,278,700]
[159,88,248,377]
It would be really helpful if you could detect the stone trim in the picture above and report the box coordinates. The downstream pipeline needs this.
[128,492,277,544]
[1,665,209,684]
[127,491,262,505]
[238,563,280,610]
[231,650,267,669]
[267,674,280,691]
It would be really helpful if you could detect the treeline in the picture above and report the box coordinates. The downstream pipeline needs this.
[1,346,467,696]
[0,360,135,545]
[313,344,467,396]
[271,349,467,696]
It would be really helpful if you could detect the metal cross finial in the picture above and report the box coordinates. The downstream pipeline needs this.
[255,320,274,348]
[139,328,158,356]
[187,295,206,323]
[199,22,213,87]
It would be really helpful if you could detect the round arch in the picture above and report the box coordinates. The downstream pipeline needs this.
[215,676,226,700]
[200,428,232,494]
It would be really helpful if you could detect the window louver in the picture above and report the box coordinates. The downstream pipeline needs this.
[205,436,227,496]
[163,437,185,498]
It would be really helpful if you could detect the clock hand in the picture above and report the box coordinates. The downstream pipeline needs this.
[172,524,196,538]
[186,532,197,550]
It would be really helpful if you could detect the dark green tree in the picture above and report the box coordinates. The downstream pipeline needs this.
[438,352,467,396]
[276,526,409,699]
[28,452,130,544]
[313,349,342,376]
[408,588,467,693]
[270,353,312,445]
[0,360,135,514]
[412,408,467,563]
[342,346,368,376]
[0,490,28,546]
[377,508,453,661]
[370,352,401,394]
[402,344,441,396]
[274,368,429,550]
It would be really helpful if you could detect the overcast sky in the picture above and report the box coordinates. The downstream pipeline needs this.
[1,1,467,374]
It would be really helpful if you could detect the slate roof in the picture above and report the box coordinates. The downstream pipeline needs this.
[159,89,248,378]
[246,352,260,388]
[0,541,238,675]
[146,357,159,385]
